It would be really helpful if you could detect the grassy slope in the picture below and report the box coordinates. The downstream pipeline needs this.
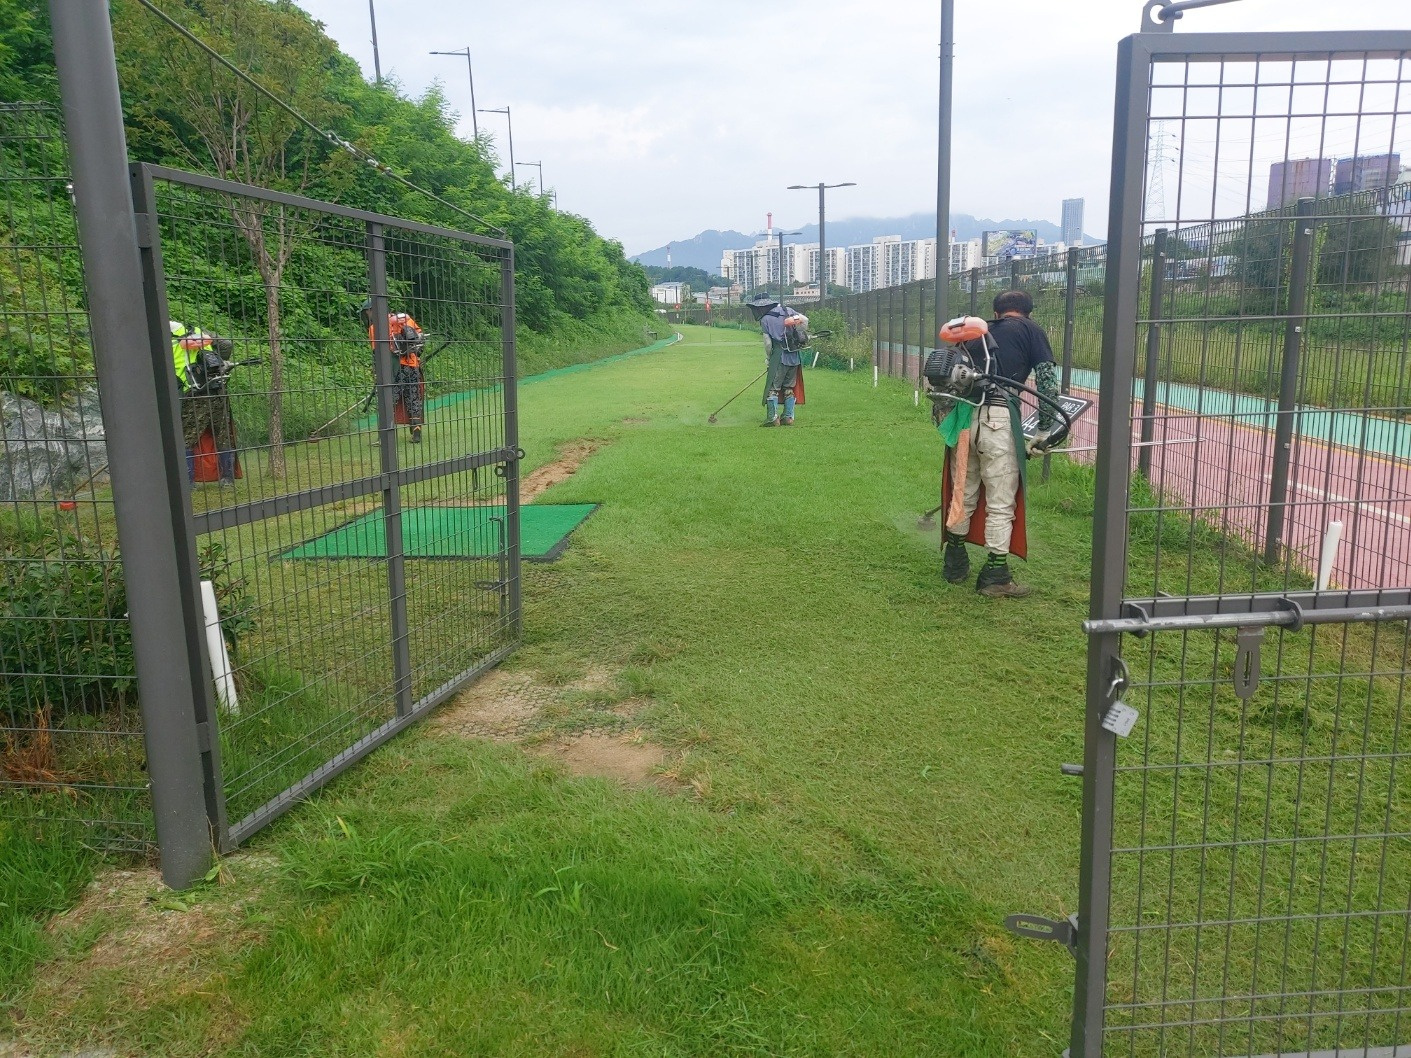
[7,324,1105,1055]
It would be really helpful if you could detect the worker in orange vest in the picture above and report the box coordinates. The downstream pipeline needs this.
[360,299,426,443]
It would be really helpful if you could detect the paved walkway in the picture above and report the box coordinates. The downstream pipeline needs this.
[1060,381,1411,593]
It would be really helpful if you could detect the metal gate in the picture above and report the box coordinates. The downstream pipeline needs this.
[1062,18,1411,1058]
[127,165,521,852]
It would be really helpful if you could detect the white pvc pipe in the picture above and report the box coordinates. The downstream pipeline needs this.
[873,365,878,387]
[1316,520,1343,591]
[201,579,239,715]
[914,389,920,406]
[812,350,820,368]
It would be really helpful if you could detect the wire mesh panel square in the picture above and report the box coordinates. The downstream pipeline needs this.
[0,103,153,855]
[136,165,517,847]
[1079,31,1411,1058]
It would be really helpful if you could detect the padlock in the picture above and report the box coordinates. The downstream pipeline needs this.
[1101,700,1140,738]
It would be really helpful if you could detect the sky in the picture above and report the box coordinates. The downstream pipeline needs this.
[296,1,1411,256]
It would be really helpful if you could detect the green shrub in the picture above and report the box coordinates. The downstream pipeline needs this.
[0,513,256,725]
[0,511,135,725]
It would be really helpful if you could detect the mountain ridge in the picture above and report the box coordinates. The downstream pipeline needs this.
[632,213,1098,271]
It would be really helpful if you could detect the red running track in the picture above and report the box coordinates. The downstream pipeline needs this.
[1056,386,1411,593]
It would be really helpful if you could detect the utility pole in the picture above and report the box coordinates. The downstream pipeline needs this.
[788,181,856,307]
[429,49,478,140]
[368,0,382,84]
[935,0,954,331]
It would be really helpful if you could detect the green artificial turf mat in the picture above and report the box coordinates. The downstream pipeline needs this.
[279,503,598,562]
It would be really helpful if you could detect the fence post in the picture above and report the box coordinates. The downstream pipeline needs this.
[901,284,910,389]
[501,248,523,637]
[49,0,213,889]
[1264,197,1316,565]
[1137,228,1168,478]
[969,267,979,316]
[367,223,414,717]
[872,288,881,370]
[1043,248,1081,484]
[887,285,896,377]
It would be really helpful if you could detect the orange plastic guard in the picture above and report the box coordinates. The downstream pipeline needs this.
[938,315,988,344]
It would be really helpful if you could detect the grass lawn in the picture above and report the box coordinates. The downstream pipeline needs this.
[4,323,1116,1054]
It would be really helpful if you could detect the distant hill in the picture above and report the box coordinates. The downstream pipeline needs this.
[631,230,754,272]
[633,213,1099,273]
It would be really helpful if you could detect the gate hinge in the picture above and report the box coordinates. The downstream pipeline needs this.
[132,211,155,249]
[1004,912,1078,956]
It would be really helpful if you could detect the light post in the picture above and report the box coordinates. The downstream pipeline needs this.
[429,48,478,139]
[368,0,382,83]
[935,0,954,329]
[514,160,543,197]
[787,181,855,307]
[477,106,514,187]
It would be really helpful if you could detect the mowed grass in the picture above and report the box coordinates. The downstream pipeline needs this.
[6,324,1114,1054]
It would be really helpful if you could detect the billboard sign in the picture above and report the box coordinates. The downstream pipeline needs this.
[982,229,1038,260]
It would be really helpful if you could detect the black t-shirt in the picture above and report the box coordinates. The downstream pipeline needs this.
[979,314,1054,403]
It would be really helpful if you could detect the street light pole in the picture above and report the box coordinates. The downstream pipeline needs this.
[478,106,514,187]
[429,48,478,139]
[514,160,543,197]
[935,0,955,330]
[787,181,856,307]
[368,0,382,84]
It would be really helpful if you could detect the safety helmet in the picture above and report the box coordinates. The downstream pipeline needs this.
[169,320,188,338]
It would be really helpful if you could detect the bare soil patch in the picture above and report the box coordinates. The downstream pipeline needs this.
[435,665,682,792]
[521,439,603,502]
[7,861,271,1054]
[531,731,670,789]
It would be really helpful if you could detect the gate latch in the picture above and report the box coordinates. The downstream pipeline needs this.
[1004,913,1078,956]
[1233,626,1263,699]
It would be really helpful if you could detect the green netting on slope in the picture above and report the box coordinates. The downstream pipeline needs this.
[279,504,598,562]
[353,332,683,429]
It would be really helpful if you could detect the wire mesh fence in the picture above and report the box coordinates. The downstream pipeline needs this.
[138,166,519,846]
[1,102,153,854]
[816,182,1411,599]
[1,90,520,867]
[1075,36,1411,1058]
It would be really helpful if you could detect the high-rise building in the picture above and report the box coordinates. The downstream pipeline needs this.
[1267,158,1332,209]
[1335,153,1401,195]
[949,238,982,273]
[1061,198,1085,246]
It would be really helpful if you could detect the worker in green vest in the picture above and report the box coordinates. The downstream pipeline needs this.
[171,320,238,485]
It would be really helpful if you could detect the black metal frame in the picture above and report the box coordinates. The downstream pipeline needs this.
[128,161,520,855]
[1071,27,1411,1058]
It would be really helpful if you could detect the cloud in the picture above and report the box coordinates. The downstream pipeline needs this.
[300,0,1411,253]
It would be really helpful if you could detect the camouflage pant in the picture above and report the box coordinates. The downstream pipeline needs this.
[395,362,424,426]
[180,392,235,452]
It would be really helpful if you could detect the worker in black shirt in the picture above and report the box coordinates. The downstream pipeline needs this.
[940,290,1061,597]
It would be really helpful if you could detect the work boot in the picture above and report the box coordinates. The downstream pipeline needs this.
[975,555,1032,598]
[760,417,778,427]
[942,533,970,584]
[411,425,423,444]
[780,416,794,426]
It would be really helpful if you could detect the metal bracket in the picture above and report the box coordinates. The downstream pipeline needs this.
[1141,0,1243,32]
[1005,913,1079,956]
[1233,626,1263,699]
[1119,600,1151,637]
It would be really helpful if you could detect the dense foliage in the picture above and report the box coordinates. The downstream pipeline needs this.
[0,0,654,409]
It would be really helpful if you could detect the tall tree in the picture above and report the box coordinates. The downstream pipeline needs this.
[114,0,348,477]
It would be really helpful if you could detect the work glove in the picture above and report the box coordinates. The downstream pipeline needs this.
[1026,427,1055,458]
